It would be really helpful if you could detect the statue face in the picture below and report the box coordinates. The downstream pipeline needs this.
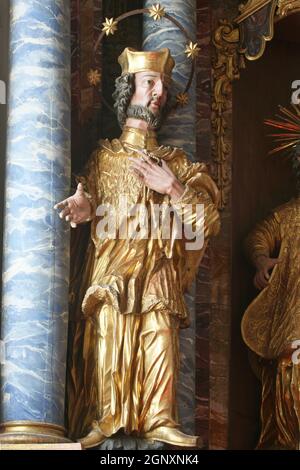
[129,71,168,115]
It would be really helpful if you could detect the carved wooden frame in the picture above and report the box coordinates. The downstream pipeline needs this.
[212,0,300,208]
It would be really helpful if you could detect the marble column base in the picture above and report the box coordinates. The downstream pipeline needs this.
[0,443,81,450]
[0,421,71,444]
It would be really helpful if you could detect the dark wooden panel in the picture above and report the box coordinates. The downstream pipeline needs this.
[230,22,300,449]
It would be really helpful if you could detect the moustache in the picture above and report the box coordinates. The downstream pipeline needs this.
[147,97,162,108]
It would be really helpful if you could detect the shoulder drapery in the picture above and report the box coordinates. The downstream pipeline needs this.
[242,199,300,359]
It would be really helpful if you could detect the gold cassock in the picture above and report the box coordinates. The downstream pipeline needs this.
[242,197,300,359]
[67,127,220,446]
[242,197,300,449]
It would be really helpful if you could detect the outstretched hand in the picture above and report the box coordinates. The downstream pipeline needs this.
[53,183,92,228]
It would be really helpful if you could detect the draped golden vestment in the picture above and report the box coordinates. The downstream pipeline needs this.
[67,127,220,446]
[242,197,300,449]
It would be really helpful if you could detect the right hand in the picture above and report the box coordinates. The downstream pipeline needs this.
[253,255,279,290]
[53,183,92,228]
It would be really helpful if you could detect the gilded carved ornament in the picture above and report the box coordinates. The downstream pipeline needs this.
[212,21,241,208]
[237,0,274,21]
[277,0,300,16]
[148,3,166,21]
[212,0,300,208]
[236,1,277,61]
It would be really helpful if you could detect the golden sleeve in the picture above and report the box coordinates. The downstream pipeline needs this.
[244,212,282,266]
[163,155,220,291]
[171,160,220,238]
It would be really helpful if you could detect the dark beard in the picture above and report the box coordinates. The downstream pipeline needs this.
[126,104,163,129]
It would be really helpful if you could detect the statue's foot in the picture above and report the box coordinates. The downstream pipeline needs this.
[77,428,107,449]
[143,426,202,448]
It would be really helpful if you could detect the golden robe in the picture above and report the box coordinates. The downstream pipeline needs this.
[242,197,300,359]
[242,197,300,449]
[67,127,220,446]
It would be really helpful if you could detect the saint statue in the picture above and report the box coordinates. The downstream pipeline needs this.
[242,167,300,449]
[242,104,300,450]
[54,47,220,448]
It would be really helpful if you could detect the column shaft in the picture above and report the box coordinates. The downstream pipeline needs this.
[143,0,197,435]
[0,0,71,443]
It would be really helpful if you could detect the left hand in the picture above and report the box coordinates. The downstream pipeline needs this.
[128,151,184,201]
[253,255,280,290]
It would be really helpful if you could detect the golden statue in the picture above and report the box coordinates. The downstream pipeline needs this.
[54,47,220,449]
[243,196,300,449]
[242,106,300,450]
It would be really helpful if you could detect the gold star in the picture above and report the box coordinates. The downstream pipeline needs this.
[148,3,166,21]
[102,17,118,36]
[176,92,189,107]
[184,41,200,59]
[87,69,101,86]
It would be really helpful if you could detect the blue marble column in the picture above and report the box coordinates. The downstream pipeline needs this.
[0,0,71,443]
[143,0,197,436]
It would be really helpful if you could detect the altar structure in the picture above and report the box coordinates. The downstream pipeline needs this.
[0,0,300,449]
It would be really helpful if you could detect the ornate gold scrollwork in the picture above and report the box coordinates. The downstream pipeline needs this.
[277,0,300,17]
[237,0,274,21]
[212,21,241,209]
[236,0,277,61]
[212,0,300,208]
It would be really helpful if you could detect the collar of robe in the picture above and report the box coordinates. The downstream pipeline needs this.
[120,126,158,151]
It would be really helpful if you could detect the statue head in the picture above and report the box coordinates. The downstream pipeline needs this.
[113,48,175,129]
